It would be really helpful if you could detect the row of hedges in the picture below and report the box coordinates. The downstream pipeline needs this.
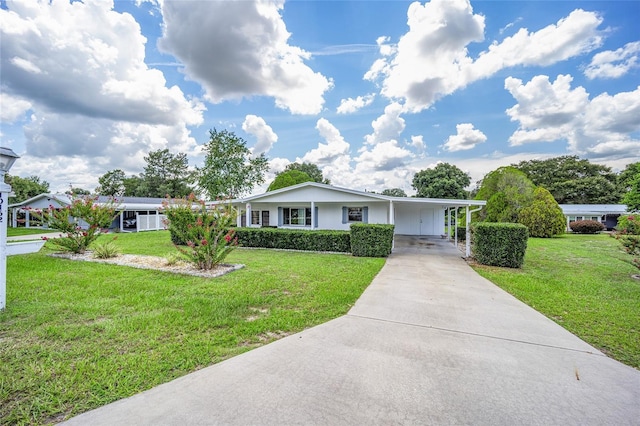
[231,224,395,257]
[472,222,528,268]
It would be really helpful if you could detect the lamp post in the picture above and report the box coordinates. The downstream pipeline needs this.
[0,147,20,311]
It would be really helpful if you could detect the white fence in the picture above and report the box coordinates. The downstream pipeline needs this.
[136,213,167,232]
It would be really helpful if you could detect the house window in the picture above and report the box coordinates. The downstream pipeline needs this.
[283,208,311,226]
[251,210,260,225]
[348,207,363,222]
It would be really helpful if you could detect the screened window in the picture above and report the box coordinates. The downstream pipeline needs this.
[283,208,311,226]
[348,207,363,222]
[251,210,260,225]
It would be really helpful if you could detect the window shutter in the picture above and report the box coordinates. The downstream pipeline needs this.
[342,206,347,224]
[278,207,283,227]
[363,206,369,223]
[314,206,319,228]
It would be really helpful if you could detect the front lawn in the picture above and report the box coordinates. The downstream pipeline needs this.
[472,233,640,369]
[0,231,385,424]
[7,227,56,237]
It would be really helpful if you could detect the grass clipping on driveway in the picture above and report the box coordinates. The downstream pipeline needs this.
[472,233,640,370]
[0,231,385,425]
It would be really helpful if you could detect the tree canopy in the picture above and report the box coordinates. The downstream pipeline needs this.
[267,170,314,191]
[518,187,566,237]
[198,129,269,199]
[284,162,328,184]
[138,149,194,198]
[96,169,126,196]
[5,174,50,204]
[475,167,536,223]
[514,156,621,204]
[381,188,407,197]
[412,163,470,199]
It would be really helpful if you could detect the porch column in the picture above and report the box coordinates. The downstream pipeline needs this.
[447,208,451,241]
[156,211,160,230]
[310,201,315,229]
[454,207,458,245]
[120,212,124,231]
[12,208,17,228]
[566,215,571,232]
[246,203,252,227]
[25,210,30,228]
[389,200,394,225]
[465,206,471,258]
[236,207,242,227]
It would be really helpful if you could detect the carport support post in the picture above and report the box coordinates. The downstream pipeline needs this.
[465,206,471,257]
[447,208,451,241]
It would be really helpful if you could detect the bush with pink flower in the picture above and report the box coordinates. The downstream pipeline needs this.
[29,196,120,254]
[163,195,238,270]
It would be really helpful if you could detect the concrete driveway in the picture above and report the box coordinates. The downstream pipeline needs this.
[62,236,640,425]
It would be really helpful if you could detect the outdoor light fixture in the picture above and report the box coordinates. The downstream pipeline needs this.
[0,146,20,310]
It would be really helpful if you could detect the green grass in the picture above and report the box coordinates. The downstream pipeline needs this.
[0,231,385,425]
[7,228,56,237]
[472,233,640,369]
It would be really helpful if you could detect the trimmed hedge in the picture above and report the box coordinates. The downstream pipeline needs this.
[570,220,605,234]
[350,223,395,257]
[233,227,351,253]
[471,222,528,268]
[453,226,466,241]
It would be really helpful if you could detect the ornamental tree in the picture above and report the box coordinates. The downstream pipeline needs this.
[412,163,470,199]
[517,187,566,237]
[32,196,120,254]
[267,170,314,191]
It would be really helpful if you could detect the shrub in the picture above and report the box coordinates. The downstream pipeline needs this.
[162,196,196,245]
[453,226,466,241]
[93,237,119,259]
[616,215,639,235]
[163,196,238,270]
[570,220,605,234]
[28,196,120,254]
[518,187,566,237]
[350,223,395,257]
[234,227,351,252]
[471,222,528,268]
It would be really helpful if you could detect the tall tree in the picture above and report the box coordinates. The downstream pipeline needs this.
[382,188,407,197]
[65,187,90,196]
[267,170,314,191]
[514,156,621,203]
[623,175,640,212]
[618,162,640,196]
[5,174,50,204]
[284,162,329,184]
[123,175,144,197]
[475,167,536,222]
[412,163,470,199]
[518,187,566,237]
[198,129,269,199]
[96,169,126,196]
[138,149,194,198]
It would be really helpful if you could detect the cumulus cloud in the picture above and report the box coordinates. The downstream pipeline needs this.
[0,0,205,190]
[505,74,640,160]
[242,115,278,156]
[336,94,375,114]
[365,0,603,112]
[158,0,332,115]
[584,41,640,79]
[443,123,487,152]
[365,102,406,145]
[410,135,425,151]
[356,140,413,172]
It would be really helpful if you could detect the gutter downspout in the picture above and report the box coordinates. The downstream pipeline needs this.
[465,205,484,258]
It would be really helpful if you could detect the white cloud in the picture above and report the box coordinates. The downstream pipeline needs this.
[365,102,405,145]
[336,94,375,114]
[158,0,332,115]
[504,74,640,160]
[443,123,487,152]
[365,1,603,112]
[0,93,32,123]
[242,115,278,156]
[300,118,351,166]
[410,135,425,151]
[355,140,413,172]
[584,41,640,79]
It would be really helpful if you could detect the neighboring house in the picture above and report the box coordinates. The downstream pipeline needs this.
[9,193,167,232]
[559,204,628,231]
[226,182,486,256]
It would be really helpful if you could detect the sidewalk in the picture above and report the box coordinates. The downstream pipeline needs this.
[61,237,640,425]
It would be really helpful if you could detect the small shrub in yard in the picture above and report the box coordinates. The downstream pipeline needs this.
[570,220,605,234]
[92,237,119,259]
[616,215,639,235]
[350,223,395,257]
[162,195,196,245]
[452,226,466,241]
[30,196,120,254]
[518,187,566,238]
[163,196,238,270]
[471,222,528,268]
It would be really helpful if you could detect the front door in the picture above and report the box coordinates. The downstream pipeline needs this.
[420,209,435,235]
[261,211,270,226]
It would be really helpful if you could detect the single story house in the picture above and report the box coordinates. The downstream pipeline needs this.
[559,204,629,231]
[9,193,167,233]
[226,182,486,256]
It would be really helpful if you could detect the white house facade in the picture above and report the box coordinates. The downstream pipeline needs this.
[559,204,628,231]
[227,182,486,256]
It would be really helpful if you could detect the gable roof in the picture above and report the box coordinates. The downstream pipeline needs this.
[559,204,628,215]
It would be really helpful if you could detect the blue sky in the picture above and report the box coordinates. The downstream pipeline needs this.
[1,0,639,195]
